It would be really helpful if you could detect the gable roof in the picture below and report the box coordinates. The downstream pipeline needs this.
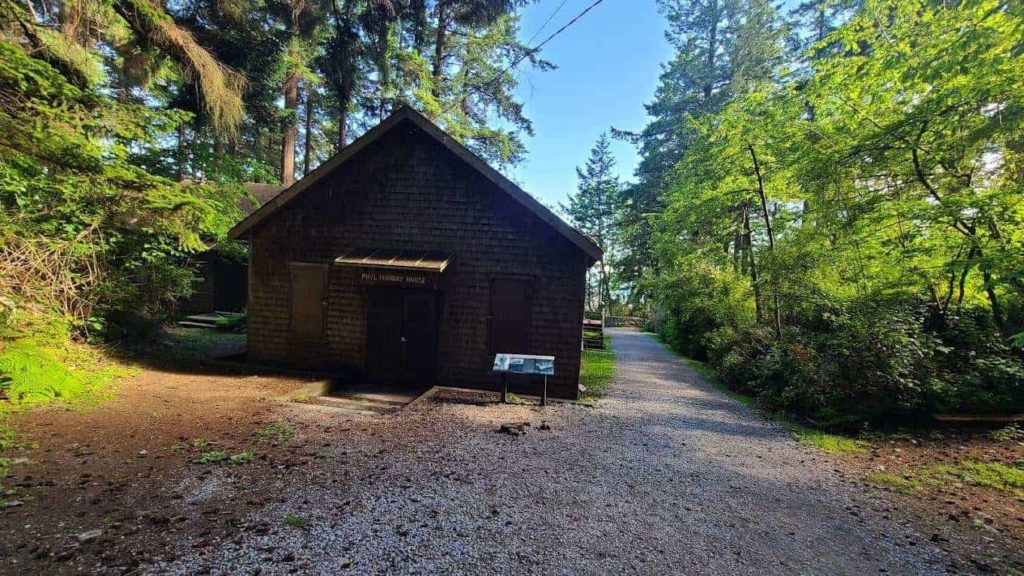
[227,106,603,263]
[240,182,285,215]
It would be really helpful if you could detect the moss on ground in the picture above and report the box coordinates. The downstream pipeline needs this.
[866,471,922,494]
[867,461,1024,498]
[791,427,867,454]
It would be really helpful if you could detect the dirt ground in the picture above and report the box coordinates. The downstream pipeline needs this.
[0,328,1021,575]
[0,329,330,574]
[835,429,1024,574]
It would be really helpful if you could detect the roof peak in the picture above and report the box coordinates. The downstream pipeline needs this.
[228,107,602,263]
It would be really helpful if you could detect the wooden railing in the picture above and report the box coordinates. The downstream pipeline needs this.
[583,318,604,350]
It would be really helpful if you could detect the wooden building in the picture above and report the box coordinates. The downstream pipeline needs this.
[228,107,601,399]
[180,183,285,315]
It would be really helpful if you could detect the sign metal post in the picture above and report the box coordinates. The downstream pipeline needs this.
[492,354,555,405]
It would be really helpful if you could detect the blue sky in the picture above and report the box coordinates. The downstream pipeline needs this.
[507,0,672,206]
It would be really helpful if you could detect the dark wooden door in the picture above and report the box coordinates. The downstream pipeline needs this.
[401,292,440,383]
[213,259,247,312]
[366,288,440,385]
[489,279,532,354]
[289,263,327,343]
[366,288,403,383]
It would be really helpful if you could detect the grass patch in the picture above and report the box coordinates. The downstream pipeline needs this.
[257,422,296,443]
[504,392,524,405]
[866,471,922,494]
[991,424,1023,442]
[163,328,245,355]
[867,461,1024,498]
[791,427,866,454]
[192,437,211,449]
[193,449,256,465]
[283,514,308,529]
[932,462,1024,494]
[228,450,255,465]
[580,334,614,402]
[194,450,228,464]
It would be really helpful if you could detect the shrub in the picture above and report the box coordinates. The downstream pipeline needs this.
[655,285,1024,427]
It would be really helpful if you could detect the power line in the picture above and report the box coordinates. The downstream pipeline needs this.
[526,0,570,45]
[521,0,606,69]
[443,0,607,113]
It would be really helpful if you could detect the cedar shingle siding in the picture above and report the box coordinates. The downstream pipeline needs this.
[242,113,595,399]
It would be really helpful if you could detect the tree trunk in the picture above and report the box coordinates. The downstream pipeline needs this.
[303,85,314,176]
[742,202,763,324]
[176,123,187,181]
[703,0,718,102]
[409,0,429,54]
[749,144,782,338]
[431,0,451,100]
[281,69,299,185]
[331,0,355,150]
[911,146,1009,334]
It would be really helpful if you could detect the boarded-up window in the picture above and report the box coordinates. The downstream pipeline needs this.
[489,279,532,354]
[289,263,327,341]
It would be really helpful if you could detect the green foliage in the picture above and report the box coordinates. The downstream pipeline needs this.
[0,317,130,409]
[194,450,228,464]
[991,425,1023,443]
[193,449,254,465]
[640,0,1024,425]
[563,134,623,313]
[791,428,865,454]
[868,461,1024,498]
[0,36,247,338]
[215,312,247,333]
[257,422,296,443]
[866,471,921,494]
[504,392,524,405]
[283,514,308,529]
[228,450,255,465]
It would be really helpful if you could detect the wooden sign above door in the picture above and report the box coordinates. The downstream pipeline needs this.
[357,268,441,290]
[335,248,452,290]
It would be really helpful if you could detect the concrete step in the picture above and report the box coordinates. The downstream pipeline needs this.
[307,395,393,416]
[189,313,225,322]
[328,391,417,407]
[176,312,235,329]
[177,320,219,329]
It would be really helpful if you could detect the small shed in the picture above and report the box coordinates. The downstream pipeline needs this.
[180,183,285,315]
[228,107,602,399]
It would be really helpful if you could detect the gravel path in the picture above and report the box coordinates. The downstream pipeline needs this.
[153,329,952,575]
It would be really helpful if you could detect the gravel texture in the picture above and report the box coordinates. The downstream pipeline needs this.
[151,328,954,575]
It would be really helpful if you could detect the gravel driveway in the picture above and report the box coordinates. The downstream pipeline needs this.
[153,329,952,575]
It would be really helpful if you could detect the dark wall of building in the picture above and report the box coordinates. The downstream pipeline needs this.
[245,121,590,398]
[180,252,248,315]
